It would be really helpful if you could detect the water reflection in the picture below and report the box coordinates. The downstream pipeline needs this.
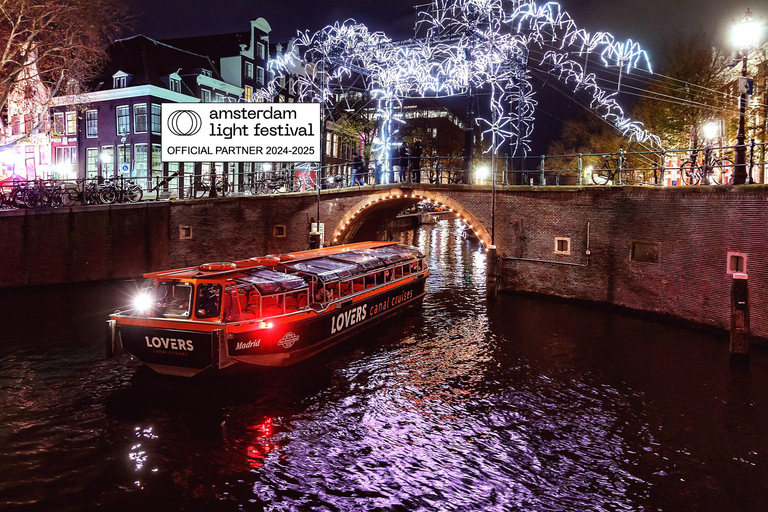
[0,221,767,511]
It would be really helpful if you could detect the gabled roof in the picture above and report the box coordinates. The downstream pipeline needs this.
[92,35,222,91]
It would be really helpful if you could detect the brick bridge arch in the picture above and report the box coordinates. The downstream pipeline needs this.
[329,187,492,248]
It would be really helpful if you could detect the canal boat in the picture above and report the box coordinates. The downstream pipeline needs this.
[107,242,428,377]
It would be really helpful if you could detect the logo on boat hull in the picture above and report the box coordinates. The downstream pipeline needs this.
[278,332,299,349]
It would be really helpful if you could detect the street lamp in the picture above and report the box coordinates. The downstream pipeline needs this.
[702,121,719,141]
[731,9,763,185]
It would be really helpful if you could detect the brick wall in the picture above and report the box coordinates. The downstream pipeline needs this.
[3,184,767,340]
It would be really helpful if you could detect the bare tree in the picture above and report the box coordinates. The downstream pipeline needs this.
[0,0,128,140]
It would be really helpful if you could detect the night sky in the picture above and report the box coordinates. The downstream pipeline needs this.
[124,0,750,58]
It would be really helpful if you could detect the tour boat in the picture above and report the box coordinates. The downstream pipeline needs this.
[107,242,428,377]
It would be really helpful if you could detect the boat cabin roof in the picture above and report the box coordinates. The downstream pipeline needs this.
[143,241,424,283]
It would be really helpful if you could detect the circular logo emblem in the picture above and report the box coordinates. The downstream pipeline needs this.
[167,110,202,136]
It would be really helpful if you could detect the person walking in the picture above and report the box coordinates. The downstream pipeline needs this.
[351,151,365,186]
[411,137,423,183]
[397,141,409,183]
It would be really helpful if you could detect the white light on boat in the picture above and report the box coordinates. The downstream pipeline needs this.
[133,293,153,314]
[259,321,274,329]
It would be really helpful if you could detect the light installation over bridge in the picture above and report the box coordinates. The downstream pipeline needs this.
[256,0,660,173]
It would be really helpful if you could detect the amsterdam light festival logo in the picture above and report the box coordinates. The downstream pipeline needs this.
[167,110,202,136]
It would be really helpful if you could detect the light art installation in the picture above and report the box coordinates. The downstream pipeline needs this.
[256,0,660,173]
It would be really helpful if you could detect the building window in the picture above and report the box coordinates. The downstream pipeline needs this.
[101,146,114,176]
[11,116,21,135]
[151,144,162,180]
[114,75,126,88]
[134,143,147,179]
[201,69,212,77]
[170,77,181,93]
[244,86,253,101]
[53,112,65,135]
[257,66,265,85]
[179,225,193,240]
[86,148,99,179]
[554,237,571,255]
[273,225,286,238]
[245,62,253,79]
[201,89,211,102]
[631,241,660,263]
[257,42,265,59]
[65,111,76,135]
[24,114,34,134]
[133,104,147,133]
[215,93,226,102]
[151,104,161,134]
[116,105,130,135]
[117,144,130,175]
[85,110,98,138]
[727,251,747,275]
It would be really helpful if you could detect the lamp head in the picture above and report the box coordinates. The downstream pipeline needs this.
[732,9,763,52]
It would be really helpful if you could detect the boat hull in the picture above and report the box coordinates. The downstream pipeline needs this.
[114,275,427,376]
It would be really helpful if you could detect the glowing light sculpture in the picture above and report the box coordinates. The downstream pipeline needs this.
[256,0,660,168]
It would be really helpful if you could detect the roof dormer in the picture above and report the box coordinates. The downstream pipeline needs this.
[112,70,133,89]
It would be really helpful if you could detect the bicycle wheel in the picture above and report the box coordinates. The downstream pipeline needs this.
[215,180,230,197]
[192,182,207,199]
[679,161,700,186]
[61,187,80,206]
[712,159,734,185]
[126,185,143,203]
[100,186,118,204]
[592,164,612,185]
[620,164,636,185]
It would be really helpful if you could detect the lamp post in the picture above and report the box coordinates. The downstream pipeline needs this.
[731,9,762,185]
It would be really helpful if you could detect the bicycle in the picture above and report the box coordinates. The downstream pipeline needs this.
[62,178,107,206]
[679,149,733,186]
[591,156,637,185]
[100,177,144,204]
[188,176,230,199]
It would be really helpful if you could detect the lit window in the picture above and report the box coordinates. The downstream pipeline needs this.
[85,110,98,138]
[86,148,99,179]
[150,104,161,133]
[244,86,253,101]
[101,145,114,176]
[134,143,147,179]
[134,104,147,133]
[116,106,130,135]
[65,111,76,135]
[114,75,126,88]
[53,112,65,134]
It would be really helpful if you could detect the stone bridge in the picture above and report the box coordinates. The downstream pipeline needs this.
[3,183,768,342]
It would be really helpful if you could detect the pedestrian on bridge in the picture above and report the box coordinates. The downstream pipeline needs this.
[397,141,409,183]
[411,138,422,183]
[351,152,365,186]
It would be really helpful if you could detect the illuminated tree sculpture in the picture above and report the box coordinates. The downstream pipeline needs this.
[257,0,660,174]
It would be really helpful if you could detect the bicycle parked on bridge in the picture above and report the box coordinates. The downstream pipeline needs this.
[188,176,230,199]
[591,155,638,185]
[99,177,144,204]
[679,148,734,186]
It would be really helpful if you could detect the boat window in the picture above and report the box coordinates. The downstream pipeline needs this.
[328,253,386,271]
[394,265,404,279]
[262,294,284,316]
[155,282,193,318]
[364,274,377,289]
[195,283,222,319]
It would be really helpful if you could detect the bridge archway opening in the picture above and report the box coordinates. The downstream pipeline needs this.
[330,188,492,249]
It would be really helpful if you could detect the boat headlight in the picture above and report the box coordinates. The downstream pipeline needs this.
[259,321,274,329]
[133,292,154,315]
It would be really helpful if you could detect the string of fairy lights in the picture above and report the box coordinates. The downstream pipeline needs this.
[255,0,661,169]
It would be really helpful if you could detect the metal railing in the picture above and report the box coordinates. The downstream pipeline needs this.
[2,141,766,211]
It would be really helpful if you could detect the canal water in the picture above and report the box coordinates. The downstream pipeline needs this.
[0,219,766,512]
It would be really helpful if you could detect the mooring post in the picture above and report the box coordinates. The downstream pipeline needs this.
[486,245,498,300]
[730,272,750,366]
